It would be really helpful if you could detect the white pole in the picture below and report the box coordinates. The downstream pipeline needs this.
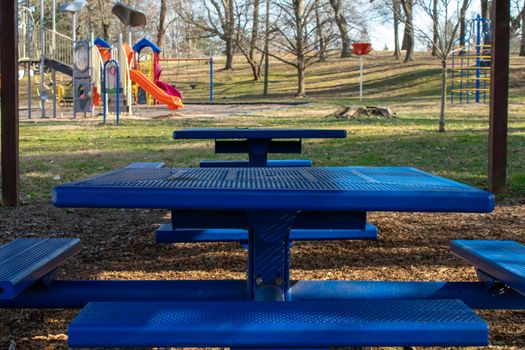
[52,0,56,55]
[72,13,76,42]
[359,55,363,101]
[40,0,46,118]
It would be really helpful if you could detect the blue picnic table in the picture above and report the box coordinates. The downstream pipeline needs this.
[6,165,521,349]
[173,128,347,167]
[49,165,498,347]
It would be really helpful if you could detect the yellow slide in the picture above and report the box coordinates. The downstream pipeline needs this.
[129,69,183,110]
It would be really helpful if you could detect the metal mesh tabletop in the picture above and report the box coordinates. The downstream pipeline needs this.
[52,166,494,212]
[173,128,347,139]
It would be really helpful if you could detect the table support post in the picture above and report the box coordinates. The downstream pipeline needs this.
[247,211,297,301]
[248,139,270,167]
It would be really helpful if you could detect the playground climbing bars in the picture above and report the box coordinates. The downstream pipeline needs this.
[450,15,492,104]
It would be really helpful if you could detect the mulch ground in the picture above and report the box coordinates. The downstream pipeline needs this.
[1,197,525,350]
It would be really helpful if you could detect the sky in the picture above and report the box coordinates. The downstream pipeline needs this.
[365,0,484,51]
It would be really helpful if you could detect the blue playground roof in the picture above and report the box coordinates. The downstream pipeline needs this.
[133,37,160,54]
[94,37,111,49]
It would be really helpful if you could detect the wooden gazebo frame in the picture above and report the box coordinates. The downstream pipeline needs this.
[0,0,511,206]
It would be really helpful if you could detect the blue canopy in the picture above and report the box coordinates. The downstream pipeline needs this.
[132,37,160,54]
[94,37,111,49]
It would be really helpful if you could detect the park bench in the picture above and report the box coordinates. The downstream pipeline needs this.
[125,161,165,168]
[0,238,80,300]
[451,240,525,295]
[156,223,378,244]
[200,159,312,167]
[173,128,348,167]
[67,299,488,348]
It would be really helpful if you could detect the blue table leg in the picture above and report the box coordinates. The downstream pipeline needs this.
[247,139,271,167]
[247,211,297,301]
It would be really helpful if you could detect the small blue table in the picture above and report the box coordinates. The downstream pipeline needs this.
[53,166,494,301]
[172,128,347,167]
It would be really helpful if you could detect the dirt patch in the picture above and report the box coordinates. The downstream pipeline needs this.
[1,197,524,349]
[19,103,309,121]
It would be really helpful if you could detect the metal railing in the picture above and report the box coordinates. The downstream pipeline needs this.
[44,30,73,65]
[18,28,73,66]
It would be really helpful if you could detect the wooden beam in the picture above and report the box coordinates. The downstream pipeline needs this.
[488,0,510,194]
[0,0,20,206]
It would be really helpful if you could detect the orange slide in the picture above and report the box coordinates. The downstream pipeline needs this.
[129,69,183,110]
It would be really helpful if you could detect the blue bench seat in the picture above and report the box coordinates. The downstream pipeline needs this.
[200,159,312,168]
[68,299,487,348]
[156,223,378,243]
[125,162,165,169]
[451,240,525,295]
[0,238,80,300]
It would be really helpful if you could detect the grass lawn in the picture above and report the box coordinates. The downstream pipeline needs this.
[16,52,525,203]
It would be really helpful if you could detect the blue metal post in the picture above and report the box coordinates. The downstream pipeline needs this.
[247,211,296,301]
[475,15,481,103]
[209,56,214,103]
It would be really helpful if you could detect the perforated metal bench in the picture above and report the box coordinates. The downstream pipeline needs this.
[68,300,488,348]
[200,159,312,168]
[0,238,80,300]
[125,162,165,169]
[156,223,378,243]
[451,240,525,295]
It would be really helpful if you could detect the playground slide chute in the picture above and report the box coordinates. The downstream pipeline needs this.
[129,69,183,110]
[157,80,182,99]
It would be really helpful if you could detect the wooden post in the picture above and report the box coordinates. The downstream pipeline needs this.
[488,0,510,194]
[0,0,20,206]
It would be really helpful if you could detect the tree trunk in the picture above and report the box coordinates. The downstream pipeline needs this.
[459,18,466,46]
[400,0,414,62]
[294,0,307,96]
[393,0,401,59]
[401,24,409,49]
[520,1,525,56]
[249,0,261,79]
[315,1,327,62]
[297,63,306,97]
[439,60,447,132]
[157,0,168,49]
[432,0,438,56]
[263,0,270,95]
[329,0,352,57]
[481,0,489,20]
[225,37,234,70]
[224,0,235,70]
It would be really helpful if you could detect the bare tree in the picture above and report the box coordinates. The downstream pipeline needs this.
[181,0,237,69]
[269,0,336,96]
[236,0,265,80]
[417,0,471,131]
[328,0,352,57]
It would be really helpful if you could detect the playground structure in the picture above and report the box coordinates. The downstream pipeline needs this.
[450,15,492,104]
[18,1,221,121]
